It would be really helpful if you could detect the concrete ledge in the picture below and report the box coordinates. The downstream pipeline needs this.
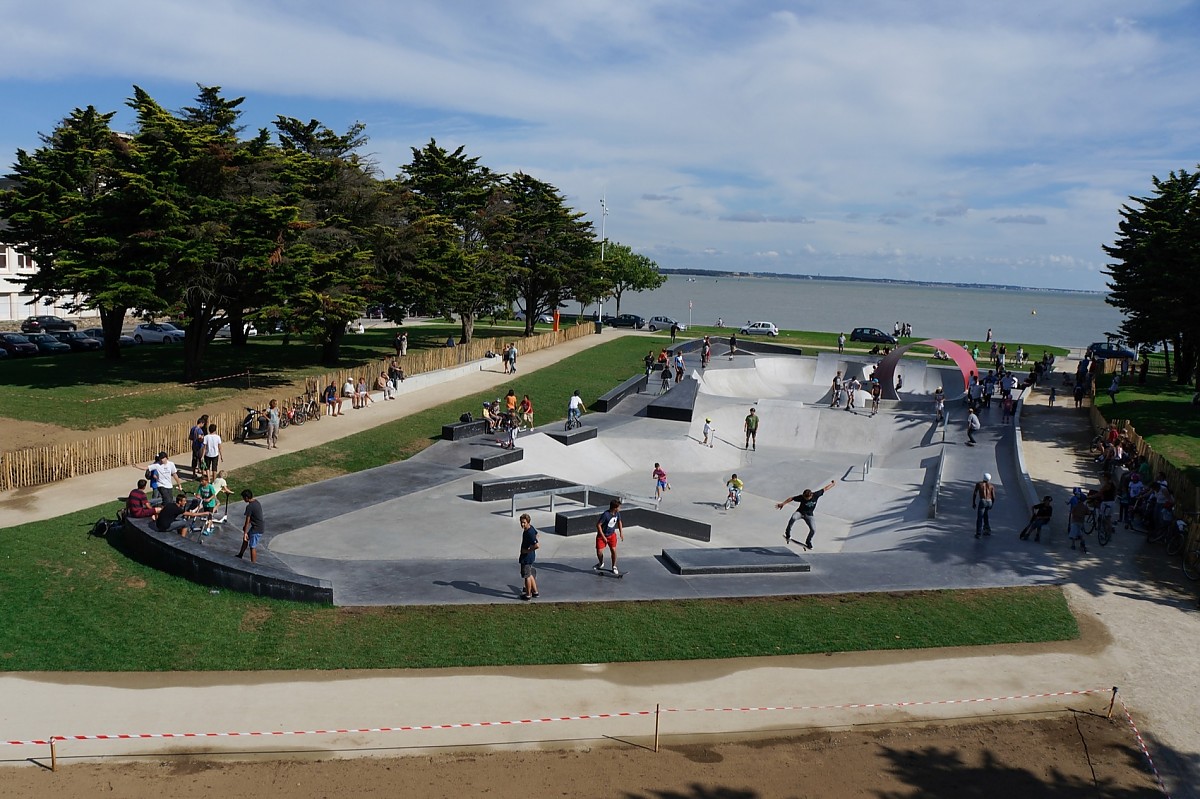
[470,448,524,470]
[473,474,576,502]
[732,340,805,357]
[646,376,700,422]
[554,505,712,541]
[662,546,811,575]
[1011,389,1040,508]
[119,520,334,603]
[442,419,490,441]
[545,426,598,445]
[594,373,649,412]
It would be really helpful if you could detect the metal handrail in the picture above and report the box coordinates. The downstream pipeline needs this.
[511,484,598,517]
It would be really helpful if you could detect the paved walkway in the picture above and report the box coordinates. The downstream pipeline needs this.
[1,348,1197,797]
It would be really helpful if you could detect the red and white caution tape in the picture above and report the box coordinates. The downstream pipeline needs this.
[2,688,1111,749]
[1118,696,1171,798]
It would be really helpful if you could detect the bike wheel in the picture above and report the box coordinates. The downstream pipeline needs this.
[1097,518,1112,546]
[1166,530,1185,556]
[1183,546,1200,580]
[279,414,289,429]
[307,402,320,422]
[1084,513,1096,534]
[293,409,306,426]
[724,497,731,510]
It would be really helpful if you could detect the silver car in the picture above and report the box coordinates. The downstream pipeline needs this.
[133,322,184,344]
[647,316,686,332]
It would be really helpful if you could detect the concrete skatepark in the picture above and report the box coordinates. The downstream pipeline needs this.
[165,345,1062,605]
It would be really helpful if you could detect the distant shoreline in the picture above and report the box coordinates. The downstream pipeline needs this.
[659,268,1105,296]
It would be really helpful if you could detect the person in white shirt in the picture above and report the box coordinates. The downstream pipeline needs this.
[149,451,182,506]
[201,424,223,478]
[343,378,357,409]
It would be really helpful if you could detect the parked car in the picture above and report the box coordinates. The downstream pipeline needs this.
[514,309,553,324]
[647,315,686,332]
[24,332,73,355]
[605,313,646,329]
[51,331,102,352]
[0,347,8,360]
[20,315,76,334]
[215,322,259,338]
[739,321,780,337]
[133,322,184,344]
[0,333,39,356]
[81,327,138,348]
[849,327,897,345]
[1088,341,1135,360]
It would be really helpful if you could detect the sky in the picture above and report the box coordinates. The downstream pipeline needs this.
[2,1,1199,291]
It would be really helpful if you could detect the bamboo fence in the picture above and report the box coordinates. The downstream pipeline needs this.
[0,323,594,491]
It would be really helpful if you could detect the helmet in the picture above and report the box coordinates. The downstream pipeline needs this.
[705,417,712,422]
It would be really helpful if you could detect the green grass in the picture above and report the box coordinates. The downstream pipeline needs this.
[0,505,1077,670]
[0,334,1083,671]
[1100,357,1200,484]
[0,323,536,429]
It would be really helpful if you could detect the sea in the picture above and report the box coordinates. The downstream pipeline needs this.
[610,275,1124,349]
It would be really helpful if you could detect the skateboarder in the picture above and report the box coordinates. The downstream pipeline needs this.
[966,407,980,446]
[594,500,624,575]
[744,407,759,450]
[972,472,996,538]
[518,513,540,600]
[777,480,836,550]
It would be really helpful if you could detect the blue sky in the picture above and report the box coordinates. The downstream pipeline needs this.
[3,1,1198,290]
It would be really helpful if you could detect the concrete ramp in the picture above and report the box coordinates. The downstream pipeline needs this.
[698,367,784,399]
[754,356,817,388]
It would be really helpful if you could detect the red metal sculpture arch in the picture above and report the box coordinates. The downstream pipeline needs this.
[874,338,977,401]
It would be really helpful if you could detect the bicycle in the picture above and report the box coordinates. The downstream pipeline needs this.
[300,390,322,423]
[723,487,741,510]
[1082,504,1114,546]
[564,411,583,430]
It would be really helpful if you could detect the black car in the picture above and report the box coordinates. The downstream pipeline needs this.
[20,315,76,334]
[81,327,138,348]
[605,313,646,329]
[52,331,103,352]
[24,332,72,354]
[849,327,897,345]
[0,333,39,356]
[1088,342,1135,361]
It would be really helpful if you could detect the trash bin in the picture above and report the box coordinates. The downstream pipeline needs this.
[594,321,604,334]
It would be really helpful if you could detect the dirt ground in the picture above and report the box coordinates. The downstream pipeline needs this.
[0,715,1161,798]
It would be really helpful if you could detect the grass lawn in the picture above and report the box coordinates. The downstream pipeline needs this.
[0,335,1081,671]
[0,504,1076,671]
[1102,357,1200,484]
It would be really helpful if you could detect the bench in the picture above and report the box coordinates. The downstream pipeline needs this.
[442,419,490,441]
[545,426,598,445]
[469,448,524,470]
[473,475,576,502]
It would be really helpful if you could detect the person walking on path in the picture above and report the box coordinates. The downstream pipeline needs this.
[1068,494,1090,553]
[673,350,685,383]
[265,400,280,449]
[966,407,981,446]
[517,512,540,600]
[594,499,624,575]
[658,361,672,394]
[1107,374,1120,404]
[972,473,996,538]
[237,488,265,563]
[652,462,671,501]
[670,322,679,342]
[201,423,223,478]
[777,480,836,550]
[188,415,208,478]
[744,407,759,450]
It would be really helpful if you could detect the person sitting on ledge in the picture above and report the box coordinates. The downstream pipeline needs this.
[125,479,156,519]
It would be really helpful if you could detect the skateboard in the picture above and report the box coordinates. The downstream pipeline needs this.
[593,567,625,578]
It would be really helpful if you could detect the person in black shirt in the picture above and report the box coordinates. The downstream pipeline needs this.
[777,480,836,550]
[237,488,266,562]
[154,494,205,538]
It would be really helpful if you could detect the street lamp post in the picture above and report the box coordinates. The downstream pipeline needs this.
[597,197,608,325]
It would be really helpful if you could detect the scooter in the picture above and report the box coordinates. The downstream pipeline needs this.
[235,407,271,442]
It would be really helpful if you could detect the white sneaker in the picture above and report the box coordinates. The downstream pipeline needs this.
[611,567,619,576]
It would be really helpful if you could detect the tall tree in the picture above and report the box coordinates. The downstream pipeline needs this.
[1103,168,1200,385]
[599,242,665,316]
[399,140,512,342]
[274,117,384,365]
[501,173,597,337]
[0,106,168,358]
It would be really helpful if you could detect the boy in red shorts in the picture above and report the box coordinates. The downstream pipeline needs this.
[594,499,624,575]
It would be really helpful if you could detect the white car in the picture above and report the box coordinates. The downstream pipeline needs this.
[215,322,259,338]
[739,321,779,337]
[132,322,184,344]
[514,309,553,324]
[647,316,686,332]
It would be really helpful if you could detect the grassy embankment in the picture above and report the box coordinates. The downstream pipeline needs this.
[0,333,1080,671]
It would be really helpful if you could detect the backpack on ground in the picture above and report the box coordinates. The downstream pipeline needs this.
[459,412,473,423]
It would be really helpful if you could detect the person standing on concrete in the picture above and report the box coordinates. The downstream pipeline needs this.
[670,322,679,342]
[149,451,182,506]
[744,407,759,450]
[869,380,882,417]
[728,333,737,360]
[658,361,672,394]
[518,512,540,600]
[966,407,981,446]
[594,500,624,575]
[673,350,685,383]
[202,422,223,477]
[972,473,996,538]
[838,332,846,353]
[237,488,265,563]
[702,417,715,447]
[830,371,842,408]
[933,387,945,421]
[265,401,280,449]
[777,480,836,550]
[188,415,208,478]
